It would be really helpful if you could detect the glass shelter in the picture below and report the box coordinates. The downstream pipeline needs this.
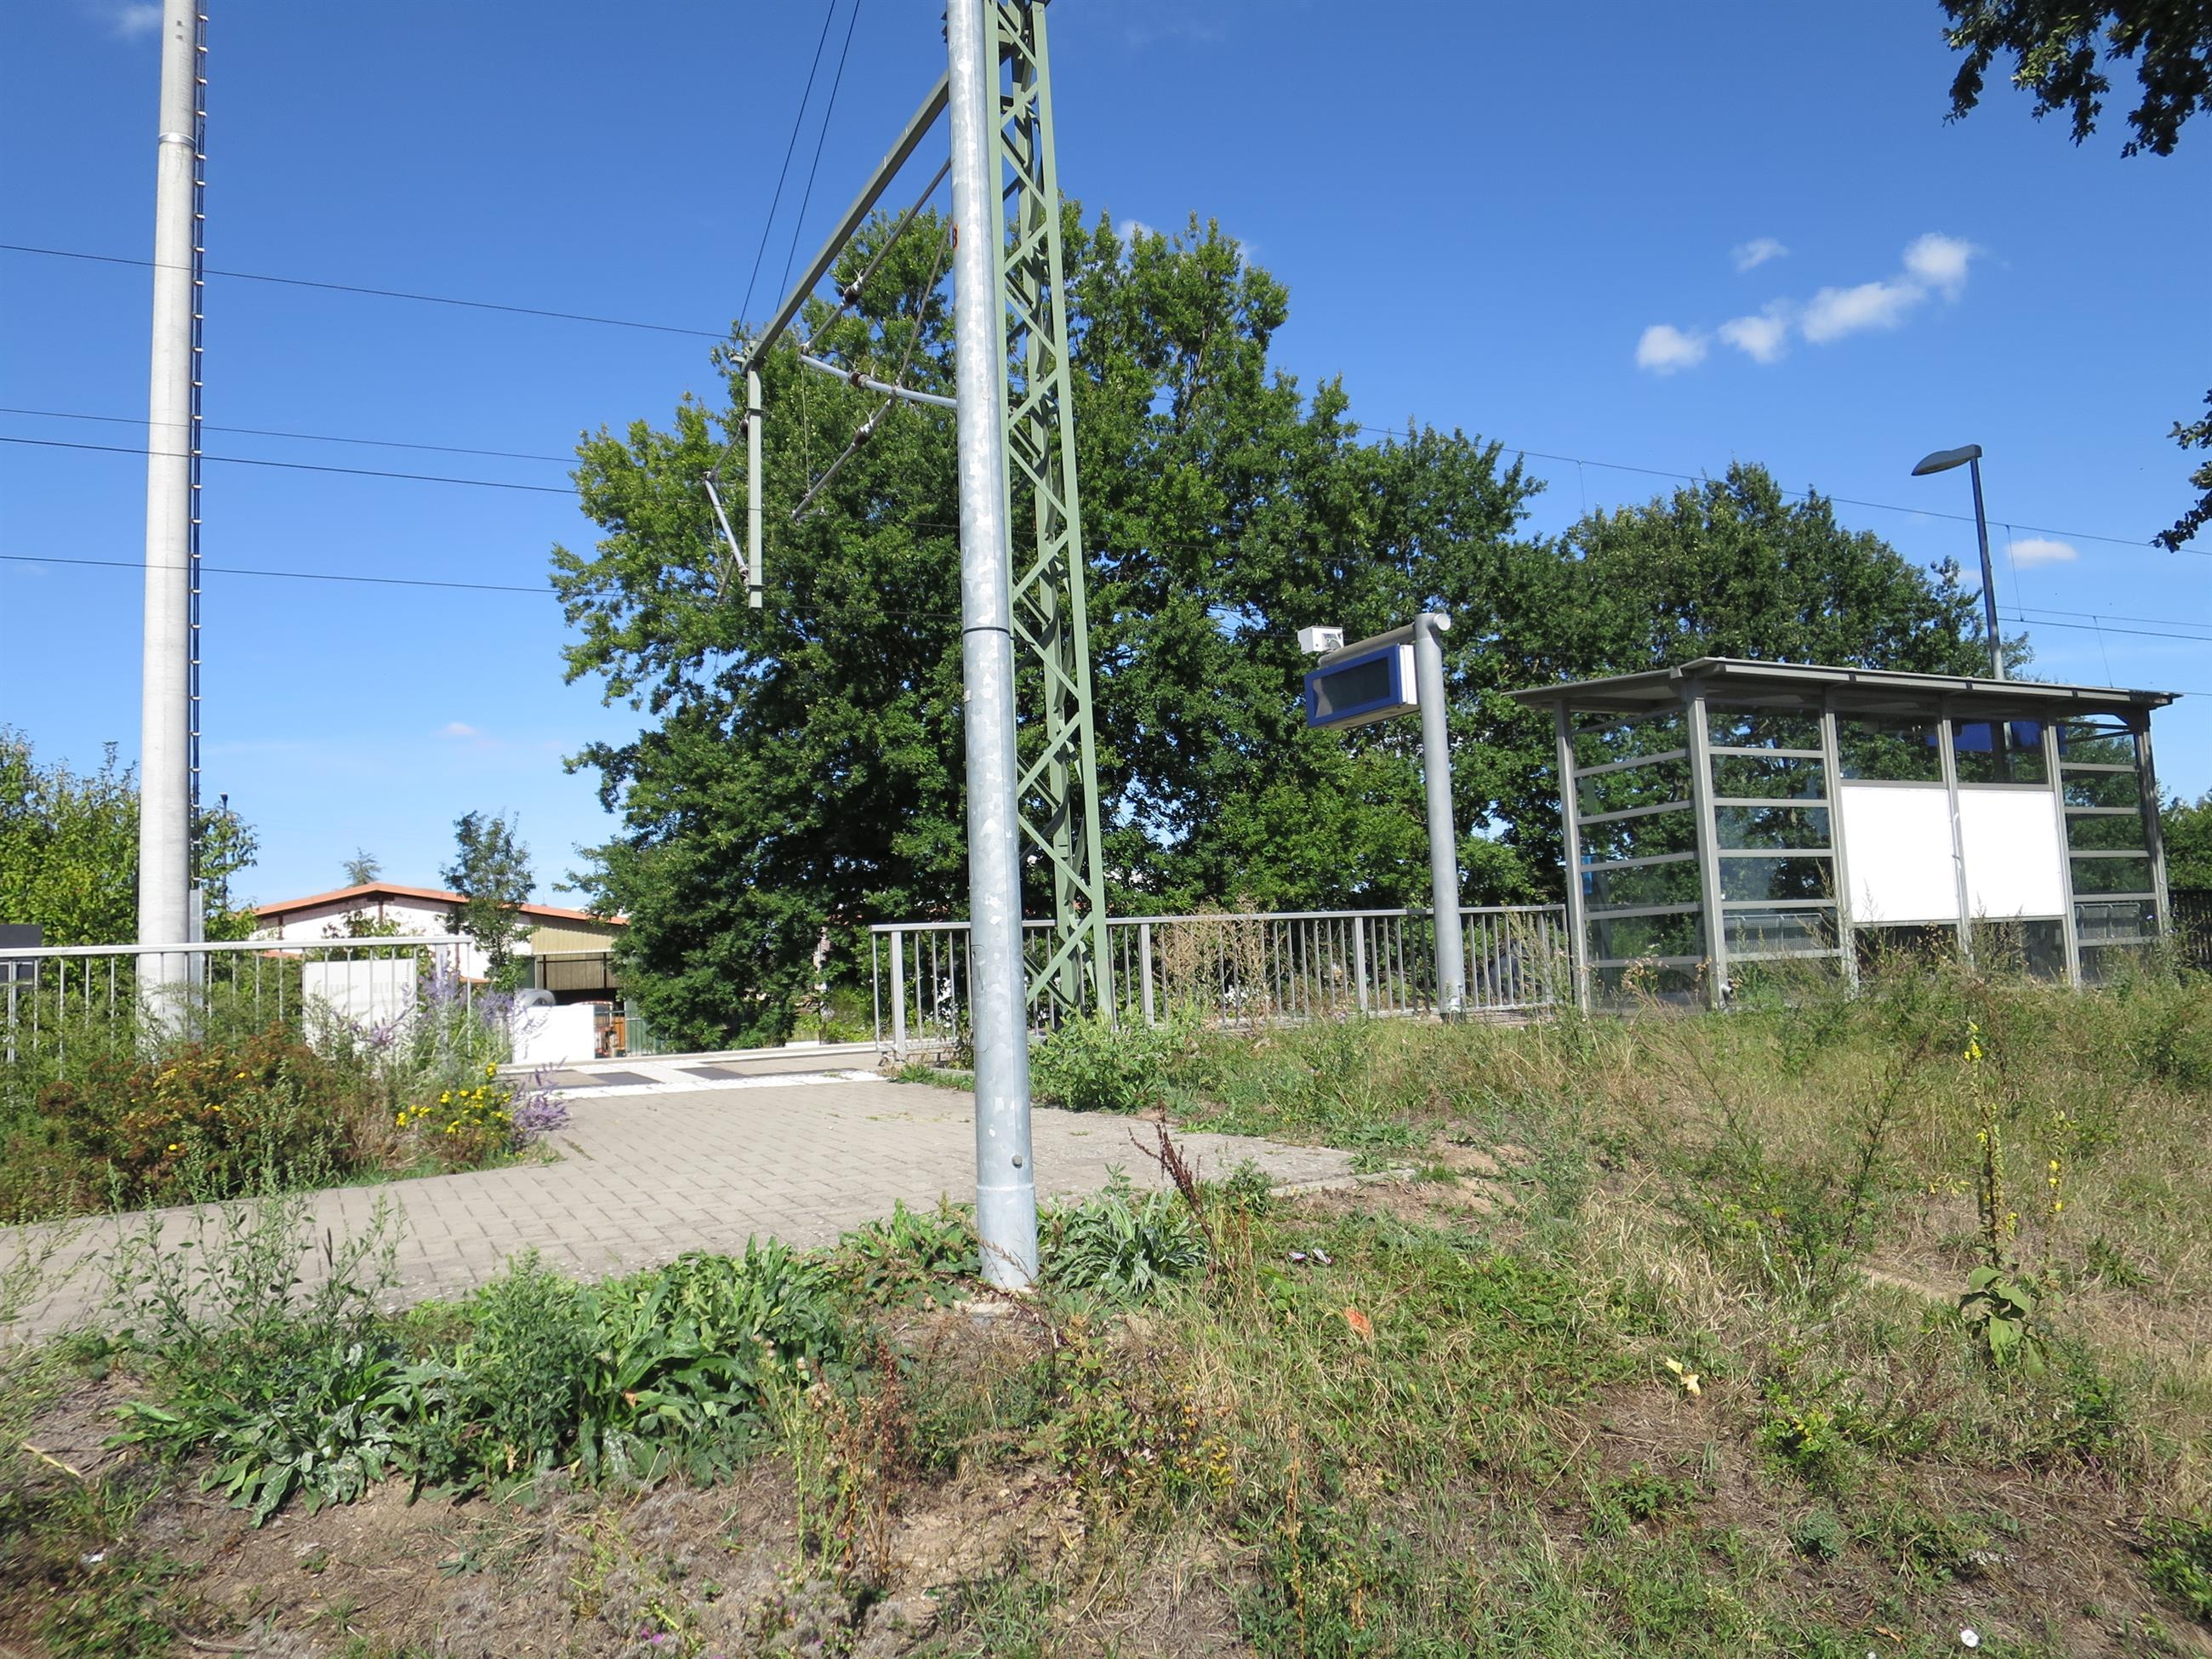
[1507,659,2177,1008]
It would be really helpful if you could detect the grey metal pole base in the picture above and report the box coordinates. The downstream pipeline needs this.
[949,0,1038,1291]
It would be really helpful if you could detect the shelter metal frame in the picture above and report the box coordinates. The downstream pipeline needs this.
[1510,658,2177,1011]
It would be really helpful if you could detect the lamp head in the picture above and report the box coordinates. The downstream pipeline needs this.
[1912,443,1983,477]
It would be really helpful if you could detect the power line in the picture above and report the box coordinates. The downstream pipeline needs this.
[0,433,574,494]
[780,0,865,302]
[739,2,842,329]
[0,405,575,465]
[1,550,552,596]
[1357,425,2198,556]
[0,242,724,340]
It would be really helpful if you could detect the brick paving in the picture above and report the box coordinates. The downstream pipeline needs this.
[1,1075,1353,1341]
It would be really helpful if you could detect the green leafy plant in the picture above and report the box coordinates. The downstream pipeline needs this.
[1029,1015,1171,1115]
[1959,1265,2045,1373]
[832,1200,978,1303]
[1044,1172,1207,1300]
[2143,1511,2212,1625]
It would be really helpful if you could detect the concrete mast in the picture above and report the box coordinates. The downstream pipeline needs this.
[137,0,200,1002]
[947,0,1039,1289]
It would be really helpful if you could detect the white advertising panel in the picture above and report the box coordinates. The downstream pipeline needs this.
[1838,783,1959,923]
[1958,788,2066,919]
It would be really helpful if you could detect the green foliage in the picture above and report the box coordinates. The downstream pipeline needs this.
[2143,1511,2212,1624]
[831,1200,978,1303]
[30,1028,356,1212]
[1960,1265,2045,1372]
[554,205,1987,1045]
[1028,1013,1172,1114]
[1787,1507,1846,1561]
[1937,0,2209,157]
[2164,789,2212,889]
[0,726,257,944]
[1043,1172,1207,1301]
[442,810,533,989]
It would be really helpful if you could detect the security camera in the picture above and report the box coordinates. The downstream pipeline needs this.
[1297,625,1345,655]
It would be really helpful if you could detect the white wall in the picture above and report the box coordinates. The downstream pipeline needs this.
[1839,784,1960,923]
[1958,789,2067,919]
[510,1002,600,1068]
[256,898,491,978]
[301,958,418,1029]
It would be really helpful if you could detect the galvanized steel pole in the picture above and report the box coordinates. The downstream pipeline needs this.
[744,368,764,609]
[137,0,199,1011]
[1411,613,1466,1015]
[948,0,1038,1289]
[1968,456,2004,680]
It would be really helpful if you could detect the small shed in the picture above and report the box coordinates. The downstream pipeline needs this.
[1506,658,2177,1007]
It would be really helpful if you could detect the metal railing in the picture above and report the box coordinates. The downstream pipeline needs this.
[2,935,470,1095]
[869,905,1569,1058]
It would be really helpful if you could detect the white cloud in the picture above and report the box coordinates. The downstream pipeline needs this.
[1800,279,1924,343]
[1116,216,1159,247]
[1718,305,1791,363]
[1634,324,1708,374]
[1731,237,1788,272]
[78,2,161,37]
[1901,232,1975,299]
[2009,536,2078,567]
[438,721,482,739]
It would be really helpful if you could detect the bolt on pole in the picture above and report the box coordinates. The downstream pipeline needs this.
[137,0,200,1022]
[1412,613,1466,1015]
[948,0,1039,1289]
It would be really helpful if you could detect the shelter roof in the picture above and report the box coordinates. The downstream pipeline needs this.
[1503,658,2178,721]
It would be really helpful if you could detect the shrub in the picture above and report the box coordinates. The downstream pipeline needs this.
[36,1028,359,1208]
[1029,1015,1172,1114]
[2144,1512,2212,1625]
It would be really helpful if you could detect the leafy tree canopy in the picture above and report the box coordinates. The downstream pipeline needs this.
[442,811,533,989]
[0,727,257,945]
[1935,0,2211,548]
[2164,790,2212,889]
[552,211,1985,1046]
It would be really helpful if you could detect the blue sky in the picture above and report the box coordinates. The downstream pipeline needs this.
[5,0,2209,908]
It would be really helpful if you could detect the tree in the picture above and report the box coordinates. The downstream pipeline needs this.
[442,812,533,989]
[341,850,381,887]
[1936,0,2212,546]
[554,214,1987,1046]
[0,727,258,944]
[2164,790,2212,889]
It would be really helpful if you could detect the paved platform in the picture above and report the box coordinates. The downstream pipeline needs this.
[0,1076,1353,1341]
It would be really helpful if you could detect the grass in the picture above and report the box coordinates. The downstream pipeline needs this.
[3,961,2210,1655]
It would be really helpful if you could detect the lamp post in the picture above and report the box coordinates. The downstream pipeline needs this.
[1911,443,2004,680]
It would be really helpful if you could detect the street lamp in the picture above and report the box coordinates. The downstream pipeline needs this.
[1911,442,2004,680]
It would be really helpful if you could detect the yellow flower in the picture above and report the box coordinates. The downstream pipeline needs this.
[166,1143,180,1153]
[395,1113,406,1126]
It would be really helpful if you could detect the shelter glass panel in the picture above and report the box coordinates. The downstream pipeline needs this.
[2071,856,2156,896]
[1719,855,1834,902]
[1576,757,1691,818]
[1711,754,1825,801]
[1572,710,1685,771]
[1855,923,1958,973]
[2065,812,2147,853]
[2081,943,2158,985]
[2055,718,2136,767]
[1593,963,1703,1007]
[1724,909,1836,956]
[1591,910,1702,961]
[2063,772,2142,810]
[1952,719,2049,785]
[2076,898,2158,944]
[1578,808,1697,864]
[1583,858,1702,910]
[1970,918,2067,981]
[1706,705,1821,750]
[1836,718,1942,782]
[1714,805,1831,850]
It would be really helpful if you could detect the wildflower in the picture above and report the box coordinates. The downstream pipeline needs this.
[166,1143,180,1153]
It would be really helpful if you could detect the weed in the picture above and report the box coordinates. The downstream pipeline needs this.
[1043,1172,1207,1300]
[2142,1511,2212,1624]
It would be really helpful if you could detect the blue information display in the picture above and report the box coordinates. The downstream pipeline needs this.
[1303,642,1417,730]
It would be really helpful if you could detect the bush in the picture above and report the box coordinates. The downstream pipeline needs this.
[2145,1511,2212,1625]
[1029,1015,1172,1114]
[34,1029,359,1209]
